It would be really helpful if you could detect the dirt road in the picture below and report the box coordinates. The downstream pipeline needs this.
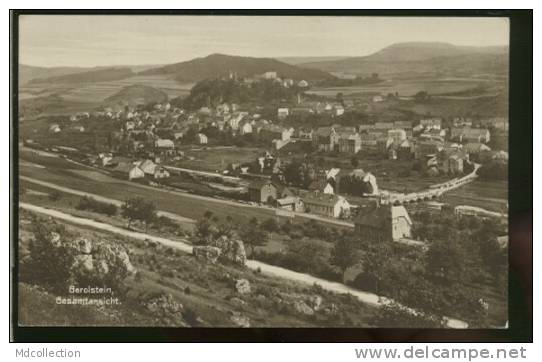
[19,202,468,329]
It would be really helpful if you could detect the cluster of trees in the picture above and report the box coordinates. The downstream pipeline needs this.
[357,211,508,326]
[121,197,157,231]
[193,211,268,257]
[478,159,508,181]
[76,196,118,216]
[176,79,302,110]
[317,73,383,88]
[282,161,318,188]
[337,174,373,196]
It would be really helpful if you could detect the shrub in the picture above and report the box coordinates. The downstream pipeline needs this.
[182,307,200,326]
[261,218,280,233]
[76,196,117,216]
[48,191,62,202]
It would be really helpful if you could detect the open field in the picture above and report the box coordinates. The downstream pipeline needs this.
[20,75,193,102]
[19,75,193,117]
[175,146,264,172]
[307,78,503,97]
[441,180,508,213]
[18,152,292,226]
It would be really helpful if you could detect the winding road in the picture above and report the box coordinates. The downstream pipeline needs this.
[19,202,468,329]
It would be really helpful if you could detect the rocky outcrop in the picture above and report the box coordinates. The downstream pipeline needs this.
[143,292,187,326]
[68,237,136,285]
[41,232,137,287]
[230,312,250,327]
[211,236,247,266]
[234,279,251,294]
[192,245,221,263]
[294,300,315,315]
[307,295,323,311]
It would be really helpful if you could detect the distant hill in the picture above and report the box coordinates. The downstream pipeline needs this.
[19,65,97,85]
[140,53,335,83]
[29,67,135,84]
[20,64,165,85]
[103,85,168,106]
[277,56,351,65]
[300,42,509,77]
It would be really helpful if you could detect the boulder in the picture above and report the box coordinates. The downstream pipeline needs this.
[193,245,221,263]
[212,236,247,266]
[307,295,323,311]
[69,240,136,283]
[93,242,136,278]
[145,293,183,314]
[73,254,94,272]
[74,237,93,254]
[234,279,251,294]
[323,303,339,316]
[230,297,247,306]
[230,312,250,328]
[49,232,62,247]
[144,293,185,326]
[294,300,314,315]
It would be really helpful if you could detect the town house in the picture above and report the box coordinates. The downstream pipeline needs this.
[248,180,278,203]
[302,192,351,218]
[354,204,412,242]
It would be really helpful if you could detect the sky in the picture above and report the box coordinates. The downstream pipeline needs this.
[19,15,510,68]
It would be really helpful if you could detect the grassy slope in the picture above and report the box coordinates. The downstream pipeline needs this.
[18,211,377,327]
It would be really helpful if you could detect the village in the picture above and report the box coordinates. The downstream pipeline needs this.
[21,69,510,248]
[15,7,520,332]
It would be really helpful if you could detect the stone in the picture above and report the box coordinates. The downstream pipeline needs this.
[308,295,323,311]
[49,232,62,247]
[323,303,339,315]
[193,245,221,263]
[230,313,250,328]
[73,254,94,272]
[230,297,247,305]
[294,300,314,315]
[74,237,93,254]
[211,236,247,266]
[93,242,136,277]
[145,293,183,314]
[234,279,251,294]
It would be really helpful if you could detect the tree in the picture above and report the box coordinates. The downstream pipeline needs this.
[121,197,157,231]
[425,240,464,284]
[353,243,394,293]
[330,238,359,280]
[336,92,344,106]
[414,91,429,102]
[261,217,280,233]
[194,211,219,245]
[217,215,236,238]
[286,239,327,276]
[239,217,268,257]
[350,156,359,168]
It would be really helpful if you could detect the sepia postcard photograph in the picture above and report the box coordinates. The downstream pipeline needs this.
[10,11,530,341]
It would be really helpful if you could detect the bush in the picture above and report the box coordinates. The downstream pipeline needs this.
[76,196,117,216]
[48,191,62,202]
[261,218,280,233]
